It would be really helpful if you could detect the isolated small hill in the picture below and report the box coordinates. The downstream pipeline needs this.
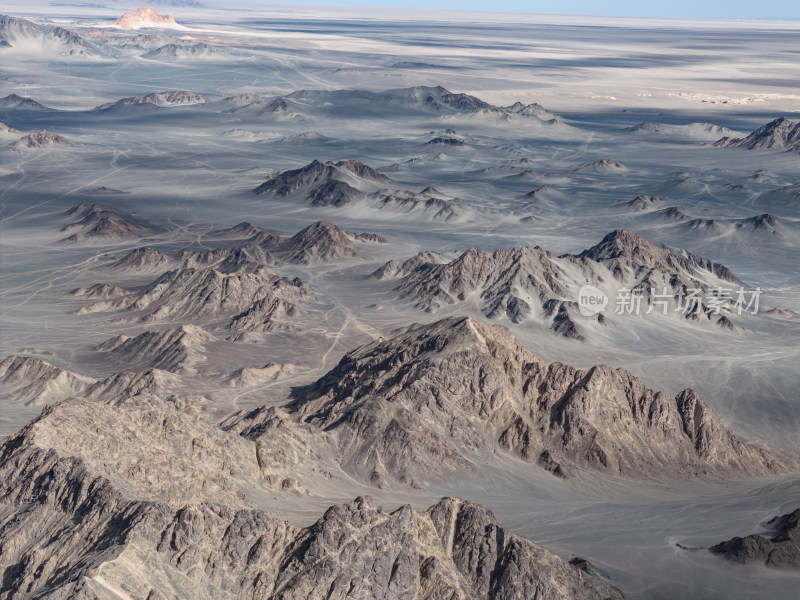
[10,129,69,149]
[61,202,161,242]
[616,194,661,212]
[278,220,362,263]
[110,246,173,270]
[96,90,207,110]
[255,158,466,220]
[710,508,800,569]
[112,7,180,29]
[714,117,800,151]
[573,158,627,173]
[255,159,391,198]
[280,317,783,486]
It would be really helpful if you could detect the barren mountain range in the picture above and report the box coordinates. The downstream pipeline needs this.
[2,8,799,599]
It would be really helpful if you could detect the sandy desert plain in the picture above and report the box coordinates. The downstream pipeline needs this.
[1,2,800,599]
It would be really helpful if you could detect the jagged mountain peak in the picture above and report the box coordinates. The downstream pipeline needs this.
[714,116,800,151]
[283,316,783,486]
[280,220,362,263]
[575,228,737,282]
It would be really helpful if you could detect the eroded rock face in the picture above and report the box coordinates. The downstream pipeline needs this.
[278,220,362,263]
[374,229,741,339]
[284,317,783,486]
[96,325,214,373]
[61,203,161,242]
[710,508,800,569]
[96,90,207,110]
[73,267,311,333]
[0,389,624,600]
[0,355,96,406]
[714,117,800,151]
[10,130,69,149]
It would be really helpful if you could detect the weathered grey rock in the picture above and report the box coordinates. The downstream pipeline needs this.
[96,91,207,110]
[283,317,784,485]
[374,246,569,324]
[0,355,96,406]
[254,159,391,197]
[374,229,741,338]
[714,117,800,151]
[277,220,362,263]
[61,203,162,243]
[710,508,800,569]
[10,130,69,149]
[0,392,624,600]
[0,121,21,135]
[96,325,214,373]
[110,247,172,271]
[74,267,311,333]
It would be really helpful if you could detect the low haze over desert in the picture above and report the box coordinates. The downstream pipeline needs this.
[1,1,799,599]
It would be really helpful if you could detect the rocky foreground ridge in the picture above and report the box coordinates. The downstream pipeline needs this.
[0,389,624,600]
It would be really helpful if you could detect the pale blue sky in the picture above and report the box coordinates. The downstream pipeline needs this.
[281,0,800,19]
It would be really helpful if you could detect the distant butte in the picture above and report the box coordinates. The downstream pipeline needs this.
[112,7,180,30]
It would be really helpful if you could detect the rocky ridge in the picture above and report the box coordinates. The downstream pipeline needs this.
[373,229,740,340]
[710,508,800,569]
[235,316,785,487]
[714,117,800,151]
[0,355,96,405]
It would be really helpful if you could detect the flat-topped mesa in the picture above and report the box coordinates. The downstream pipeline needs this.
[714,116,800,151]
[710,508,800,569]
[112,7,179,29]
[283,316,784,486]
